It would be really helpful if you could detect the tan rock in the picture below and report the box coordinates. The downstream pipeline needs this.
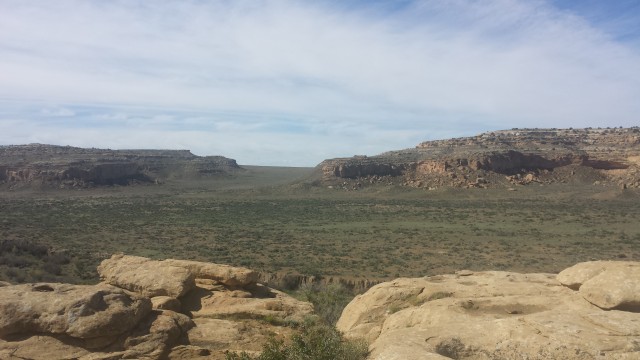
[558,261,640,310]
[0,254,315,359]
[579,264,640,310]
[119,310,194,359]
[152,296,182,312]
[186,317,294,359]
[0,310,193,360]
[0,334,92,360]
[0,281,10,287]
[98,254,195,298]
[0,283,151,340]
[167,345,211,359]
[556,260,639,289]
[163,259,259,287]
[338,264,640,359]
[182,283,313,323]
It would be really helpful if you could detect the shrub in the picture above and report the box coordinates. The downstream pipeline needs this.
[293,283,354,326]
[435,337,466,359]
[225,322,367,360]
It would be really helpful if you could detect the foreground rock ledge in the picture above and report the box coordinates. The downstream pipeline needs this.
[337,261,640,360]
[0,254,312,360]
[2,257,639,359]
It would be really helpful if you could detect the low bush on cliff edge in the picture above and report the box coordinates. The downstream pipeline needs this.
[225,321,367,360]
[290,283,355,326]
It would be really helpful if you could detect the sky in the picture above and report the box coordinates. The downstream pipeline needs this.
[0,0,639,166]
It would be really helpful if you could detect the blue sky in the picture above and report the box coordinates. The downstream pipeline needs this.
[0,0,639,166]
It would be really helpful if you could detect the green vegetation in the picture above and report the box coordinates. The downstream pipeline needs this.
[225,321,368,360]
[0,239,73,283]
[1,181,639,284]
[1,167,639,359]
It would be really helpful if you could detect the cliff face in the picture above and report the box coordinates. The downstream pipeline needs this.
[0,144,241,188]
[319,127,640,189]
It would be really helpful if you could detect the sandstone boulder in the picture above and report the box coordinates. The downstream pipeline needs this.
[98,254,195,298]
[0,283,151,340]
[0,334,92,360]
[0,309,193,360]
[338,265,640,359]
[118,310,194,359]
[578,265,640,311]
[163,259,259,287]
[0,254,315,360]
[558,261,640,310]
[556,260,639,289]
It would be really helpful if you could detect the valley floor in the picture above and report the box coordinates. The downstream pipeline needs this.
[1,166,639,285]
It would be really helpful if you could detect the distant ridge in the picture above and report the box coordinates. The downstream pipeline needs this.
[0,144,241,189]
[318,127,640,190]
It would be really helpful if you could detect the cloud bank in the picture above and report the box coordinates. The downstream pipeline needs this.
[0,0,638,165]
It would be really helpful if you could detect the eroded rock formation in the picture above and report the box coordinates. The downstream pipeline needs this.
[0,254,313,360]
[0,144,241,189]
[337,261,640,359]
[320,127,640,189]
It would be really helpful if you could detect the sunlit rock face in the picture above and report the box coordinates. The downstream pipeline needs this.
[337,261,640,360]
[319,127,640,189]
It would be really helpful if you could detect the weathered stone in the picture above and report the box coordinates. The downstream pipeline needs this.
[0,310,193,360]
[556,260,639,289]
[578,264,640,311]
[182,283,313,322]
[0,283,151,339]
[167,345,211,359]
[120,310,194,359]
[0,254,315,360]
[152,296,182,312]
[338,264,640,359]
[556,260,640,290]
[162,259,259,287]
[98,254,195,298]
[0,334,92,360]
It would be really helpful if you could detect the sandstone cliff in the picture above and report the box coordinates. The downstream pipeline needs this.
[0,144,241,189]
[319,127,640,190]
[337,261,640,359]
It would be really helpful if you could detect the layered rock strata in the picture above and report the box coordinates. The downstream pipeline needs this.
[320,127,640,189]
[0,144,241,188]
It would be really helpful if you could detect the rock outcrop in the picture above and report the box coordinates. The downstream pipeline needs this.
[0,283,151,340]
[558,261,640,311]
[319,127,640,190]
[163,259,259,287]
[0,254,313,360]
[337,262,640,359]
[0,144,241,189]
[98,254,196,298]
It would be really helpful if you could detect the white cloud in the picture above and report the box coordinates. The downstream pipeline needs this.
[0,0,638,165]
